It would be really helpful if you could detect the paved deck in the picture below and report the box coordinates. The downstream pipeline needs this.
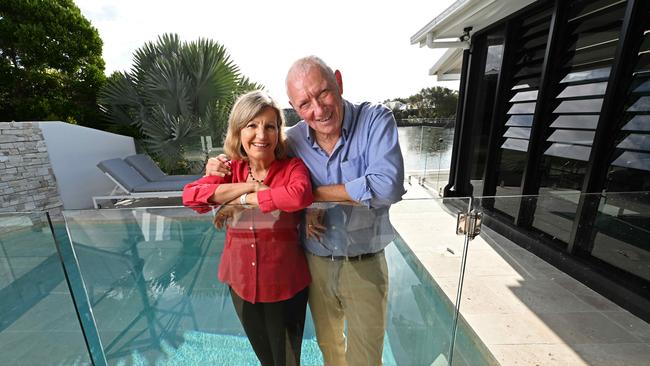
[390,183,650,366]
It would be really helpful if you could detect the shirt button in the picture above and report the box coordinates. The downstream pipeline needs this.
[249,226,253,230]
[331,225,336,229]
[252,262,256,266]
[251,244,255,248]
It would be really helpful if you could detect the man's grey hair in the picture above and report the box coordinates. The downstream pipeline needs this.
[286,55,338,88]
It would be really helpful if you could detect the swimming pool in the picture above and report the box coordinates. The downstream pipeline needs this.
[1,206,493,365]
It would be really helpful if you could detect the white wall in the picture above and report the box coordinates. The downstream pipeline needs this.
[38,122,136,209]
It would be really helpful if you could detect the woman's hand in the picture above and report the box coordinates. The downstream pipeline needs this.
[254,183,270,192]
[205,154,231,177]
[213,205,246,229]
[305,208,326,241]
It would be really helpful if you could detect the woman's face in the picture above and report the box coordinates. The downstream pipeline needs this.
[240,106,279,161]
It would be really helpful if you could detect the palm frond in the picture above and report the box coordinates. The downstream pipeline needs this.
[98,33,261,173]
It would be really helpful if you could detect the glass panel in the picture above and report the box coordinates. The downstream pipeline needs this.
[616,134,650,152]
[512,77,540,90]
[623,115,650,132]
[63,200,485,365]
[522,20,551,39]
[640,30,650,53]
[402,125,454,198]
[503,127,532,139]
[492,6,551,220]
[612,151,650,171]
[544,143,592,161]
[574,30,621,50]
[485,44,504,74]
[547,130,596,145]
[627,96,650,112]
[559,67,611,83]
[0,212,91,366]
[532,190,583,244]
[550,115,600,129]
[509,90,538,102]
[64,208,225,365]
[521,7,552,27]
[464,192,649,365]
[514,66,543,79]
[633,80,650,93]
[553,99,604,113]
[494,150,527,217]
[391,198,483,365]
[516,48,546,66]
[507,102,536,114]
[570,5,625,33]
[605,13,650,192]
[591,192,650,281]
[521,36,548,51]
[537,157,588,230]
[568,42,617,68]
[501,138,529,152]
[505,115,534,127]
[557,82,608,98]
[465,30,506,198]
[636,53,650,74]
[569,0,626,20]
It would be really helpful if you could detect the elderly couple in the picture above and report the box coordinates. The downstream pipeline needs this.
[182,56,405,366]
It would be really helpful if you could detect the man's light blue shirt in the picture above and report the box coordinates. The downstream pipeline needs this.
[286,100,406,256]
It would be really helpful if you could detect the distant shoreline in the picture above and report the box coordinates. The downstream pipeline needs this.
[396,118,455,128]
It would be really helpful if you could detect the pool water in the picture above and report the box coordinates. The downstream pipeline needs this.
[1,212,491,365]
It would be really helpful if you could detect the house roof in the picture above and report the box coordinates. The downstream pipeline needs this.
[429,48,464,79]
[411,0,538,80]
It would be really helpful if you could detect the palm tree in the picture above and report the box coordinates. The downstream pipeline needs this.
[99,34,262,173]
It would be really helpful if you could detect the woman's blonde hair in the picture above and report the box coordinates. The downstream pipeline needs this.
[223,90,288,160]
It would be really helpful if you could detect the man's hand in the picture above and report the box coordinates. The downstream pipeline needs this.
[305,208,326,241]
[205,154,231,177]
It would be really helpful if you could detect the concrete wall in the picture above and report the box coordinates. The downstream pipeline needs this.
[38,122,135,209]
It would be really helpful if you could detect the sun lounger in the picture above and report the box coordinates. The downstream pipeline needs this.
[124,154,202,182]
[93,158,195,208]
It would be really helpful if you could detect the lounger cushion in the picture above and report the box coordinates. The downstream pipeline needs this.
[131,180,192,192]
[125,154,201,182]
[97,158,149,192]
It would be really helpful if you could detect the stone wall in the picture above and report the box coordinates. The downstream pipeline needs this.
[0,122,63,221]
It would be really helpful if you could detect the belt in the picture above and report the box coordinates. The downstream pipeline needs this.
[315,249,384,262]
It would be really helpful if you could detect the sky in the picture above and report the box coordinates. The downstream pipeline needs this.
[75,0,459,108]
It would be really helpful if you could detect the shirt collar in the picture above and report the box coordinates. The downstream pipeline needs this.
[341,99,352,140]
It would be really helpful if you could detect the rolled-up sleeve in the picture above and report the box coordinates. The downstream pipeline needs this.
[257,158,314,213]
[182,175,229,213]
[344,176,373,204]
[345,106,405,207]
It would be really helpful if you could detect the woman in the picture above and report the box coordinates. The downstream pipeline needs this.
[182,91,313,366]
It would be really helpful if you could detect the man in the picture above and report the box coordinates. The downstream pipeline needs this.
[207,56,405,365]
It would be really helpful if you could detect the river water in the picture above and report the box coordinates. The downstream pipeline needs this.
[397,126,454,172]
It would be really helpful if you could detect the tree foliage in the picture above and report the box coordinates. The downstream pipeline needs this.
[99,34,262,172]
[387,86,458,120]
[0,0,106,125]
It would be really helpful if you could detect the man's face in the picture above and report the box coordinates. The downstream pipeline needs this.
[287,66,343,138]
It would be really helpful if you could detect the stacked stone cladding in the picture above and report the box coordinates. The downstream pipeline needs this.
[0,122,63,222]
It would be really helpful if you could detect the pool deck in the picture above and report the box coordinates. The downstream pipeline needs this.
[391,183,650,366]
